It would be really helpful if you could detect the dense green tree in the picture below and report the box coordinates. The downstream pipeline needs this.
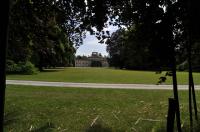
[106,27,168,70]
[106,29,126,68]
[8,0,76,71]
[8,0,33,63]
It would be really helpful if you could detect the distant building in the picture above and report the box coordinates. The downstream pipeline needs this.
[75,52,109,67]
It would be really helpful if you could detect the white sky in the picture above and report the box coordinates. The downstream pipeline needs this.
[75,25,118,56]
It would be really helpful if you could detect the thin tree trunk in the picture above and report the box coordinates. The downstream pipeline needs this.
[171,55,182,132]
[188,29,194,131]
[165,0,182,130]
[191,78,198,121]
[188,27,198,128]
[189,74,193,131]
[0,1,10,131]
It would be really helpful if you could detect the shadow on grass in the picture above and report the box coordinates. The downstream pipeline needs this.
[4,111,19,126]
[181,122,200,132]
[41,69,64,72]
[86,123,112,132]
[30,122,55,132]
[193,125,200,132]
[155,127,166,132]
[155,122,200,132]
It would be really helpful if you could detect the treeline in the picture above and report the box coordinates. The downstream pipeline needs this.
[106,27,200,71]
[7,0,200,73]
[7,0,80,74]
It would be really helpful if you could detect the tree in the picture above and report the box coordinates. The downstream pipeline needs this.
[0,0,10,131]
[106,26,169,70]
[8,0,76,71]
[7,0,33,63]
[106,29,126,68]
[106,0,183,130]
[179,0,200,129]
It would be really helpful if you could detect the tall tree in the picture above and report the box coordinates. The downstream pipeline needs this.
[106,29,126,68]
[184,0,200,129]
[8,0,77,70]
[0,0,10,131]
[106,0,183,130]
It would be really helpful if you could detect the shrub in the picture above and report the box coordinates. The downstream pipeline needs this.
[91,61,102,67]
[6,60,38,74]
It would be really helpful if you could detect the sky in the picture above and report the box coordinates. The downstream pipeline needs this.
[75,25,118,57]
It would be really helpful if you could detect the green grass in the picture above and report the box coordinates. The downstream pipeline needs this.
[6,67,200,84]
[4,85,200,131]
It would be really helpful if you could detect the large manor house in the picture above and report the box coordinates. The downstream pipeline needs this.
[75,52,109,67]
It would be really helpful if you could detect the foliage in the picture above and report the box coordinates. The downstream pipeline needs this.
[91,61,102,67]
[76,55,88,59]
[8,0,200,71]
[106,28,166,70]
[6,60,37,75]
[106,29,125,69]
[104,0,186,71]
[177,41,200,72]
[8,0,76,71]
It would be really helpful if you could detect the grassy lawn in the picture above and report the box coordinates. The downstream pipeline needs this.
[6,67,200,84]
[4,85,200,131]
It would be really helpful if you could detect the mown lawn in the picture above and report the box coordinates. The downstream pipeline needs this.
[4,85,200,131]
[6,67,200,84]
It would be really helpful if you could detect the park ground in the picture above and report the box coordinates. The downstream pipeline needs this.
[5,67,200,131]
[6,67,200,84]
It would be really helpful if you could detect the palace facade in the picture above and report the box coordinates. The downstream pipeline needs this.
[75,52,109,67]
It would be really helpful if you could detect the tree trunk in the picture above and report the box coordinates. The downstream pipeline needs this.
[188,28,195,131]
[171,54,182,132]
[0,1,10,131]
[187,0,198,130]
[167,98,176,132]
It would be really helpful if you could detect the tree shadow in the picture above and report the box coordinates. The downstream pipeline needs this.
[155,127,166,132]
[193,125,200,132]
[41,69,64,72]
[30,122,55,132]
[155,122,200,132]
[4,111,19,126]
[86,123,112,132]
[181,122,200,132]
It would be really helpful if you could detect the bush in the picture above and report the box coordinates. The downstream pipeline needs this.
[6,60,38,74]
[91,61,102,67]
